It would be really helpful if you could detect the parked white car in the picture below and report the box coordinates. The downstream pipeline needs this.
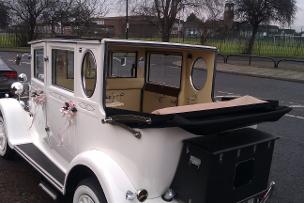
[0,38,291,203]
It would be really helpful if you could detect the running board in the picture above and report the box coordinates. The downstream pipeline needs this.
[14,143,65,193]
[39,182,58,200]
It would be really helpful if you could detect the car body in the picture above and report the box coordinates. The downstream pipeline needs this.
[0,38,290,203]
[0,58,17,97]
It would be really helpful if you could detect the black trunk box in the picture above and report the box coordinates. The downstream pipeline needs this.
[171,128,278,203]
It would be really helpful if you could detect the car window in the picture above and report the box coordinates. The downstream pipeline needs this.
[191,58,208,90]
[82,51,97,97]
[34,49,44,81]
[148,53,182,88]
[109,52,136,78]
[52,49,74,91]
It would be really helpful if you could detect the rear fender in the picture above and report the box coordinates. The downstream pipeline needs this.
[66,150,137,203]
[0,98,32,148]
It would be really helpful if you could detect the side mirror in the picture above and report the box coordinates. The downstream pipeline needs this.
[15,54,21,65]
[18,73,28,83]
[18,73,27,83]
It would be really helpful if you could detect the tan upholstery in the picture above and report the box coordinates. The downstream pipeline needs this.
[106,78,144,90]
[106,89,141,111]
[142,91,177,113]
[152,96,267,115]
[106,78,145,112]
[105,44,217,113]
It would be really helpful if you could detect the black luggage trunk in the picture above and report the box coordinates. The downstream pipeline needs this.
[171,128,278,203]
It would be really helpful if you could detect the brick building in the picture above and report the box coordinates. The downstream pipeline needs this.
[93,16,160,38]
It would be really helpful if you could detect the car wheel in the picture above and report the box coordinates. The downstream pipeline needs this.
[73,178,107,203]
[0,116,13,159]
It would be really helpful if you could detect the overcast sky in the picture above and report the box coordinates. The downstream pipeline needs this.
[295,0,304,30]
[108,0,304,31]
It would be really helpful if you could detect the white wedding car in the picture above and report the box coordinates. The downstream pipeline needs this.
[0,38,290,203]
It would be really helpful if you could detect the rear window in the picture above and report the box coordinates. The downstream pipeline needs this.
[148,53,182,88]
[108,52,137,78]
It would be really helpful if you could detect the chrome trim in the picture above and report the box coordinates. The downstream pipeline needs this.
[39,182,58,200]
[126,190,136,201]
[237,181,275,203]
[102,117,142,139]
[259,181,275,203]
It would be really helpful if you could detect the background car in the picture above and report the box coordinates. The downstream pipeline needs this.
[0,58,17,97]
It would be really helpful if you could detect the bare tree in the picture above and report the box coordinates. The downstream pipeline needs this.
[69,0,109,35]
[5,0,51,41]
[133,0,198,42]
[0,1,10,29]
[193,0,224,44]
[233,0,296,54]
[41,0,75,35]
[72,0,106,25]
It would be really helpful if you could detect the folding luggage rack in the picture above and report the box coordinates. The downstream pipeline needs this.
[106,99,291,135]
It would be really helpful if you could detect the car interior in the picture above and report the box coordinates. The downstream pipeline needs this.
[105,44,216,114]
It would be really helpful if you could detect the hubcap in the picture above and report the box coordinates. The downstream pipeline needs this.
[78,194,95,203]
[0,118,7,154]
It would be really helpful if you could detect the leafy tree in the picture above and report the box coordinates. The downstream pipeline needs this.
[0,1,10,29]
[233,0,296,54]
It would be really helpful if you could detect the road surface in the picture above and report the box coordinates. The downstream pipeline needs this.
[215,72,304,203]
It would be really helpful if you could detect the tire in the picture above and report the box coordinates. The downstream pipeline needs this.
[73,178,107,203]
[0,116,14,159]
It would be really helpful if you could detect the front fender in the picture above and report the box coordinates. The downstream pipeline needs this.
[0,98,32,148]
[66,150,137,203]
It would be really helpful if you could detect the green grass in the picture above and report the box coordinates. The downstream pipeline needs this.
[206,39,304,59]
[0,47,30,52]
[0,34,18,48]
[134,37,304,59]
[1,34,303,58]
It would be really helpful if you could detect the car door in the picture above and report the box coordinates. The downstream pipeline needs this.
[30,43,48,133]
[45,44,76,162]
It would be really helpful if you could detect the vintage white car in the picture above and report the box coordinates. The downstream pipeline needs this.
[0,38,291,203]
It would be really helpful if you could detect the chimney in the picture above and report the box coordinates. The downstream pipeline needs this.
[224,0,234,30]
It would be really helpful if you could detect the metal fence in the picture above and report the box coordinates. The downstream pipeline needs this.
[0,30,304,70]
[0,33,19,48]
[217,54,304,70]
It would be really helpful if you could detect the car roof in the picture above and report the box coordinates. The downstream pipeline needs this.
[102,38,217,52]
[29,38,101,45]
[29,38,217,52]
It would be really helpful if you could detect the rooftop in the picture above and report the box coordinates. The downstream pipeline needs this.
[29,38,218,51]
